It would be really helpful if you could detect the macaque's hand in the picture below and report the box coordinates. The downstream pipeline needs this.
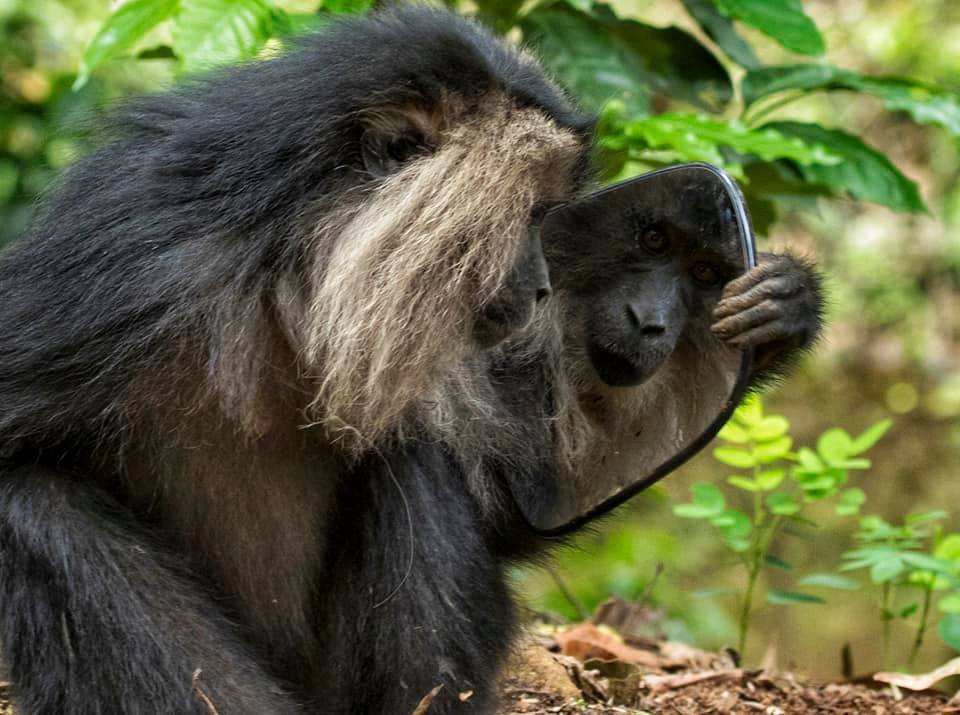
[710,253,823,376]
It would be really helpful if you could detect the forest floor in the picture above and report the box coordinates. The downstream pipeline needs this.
[491,598,959,715]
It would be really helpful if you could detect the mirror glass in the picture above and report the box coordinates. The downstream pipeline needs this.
[523,163,756,534]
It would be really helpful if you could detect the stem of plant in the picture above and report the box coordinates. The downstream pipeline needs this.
[882,581,892,669]
[908,587,934,670]
[742,91,805,127]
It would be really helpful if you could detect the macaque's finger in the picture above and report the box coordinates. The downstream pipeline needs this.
[724,319,792,349]
[713,274,801,319]
[711,299,781,339]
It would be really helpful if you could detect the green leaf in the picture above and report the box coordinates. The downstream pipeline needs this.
[848,419,894,455]
[816,428,853,463]
[713,446,757,469]
[835,488,866,516]
[718,421,750,443]
[766,122,928,214]
[520,5,731,114]
[754,436,793,464]
[726,475,760,492]
[766,590,825,605]
[712,509,752,538]
[712,0,823,56]
[767,493,800,516]
[899,603,919,619]
[764,554,794,571]
[935,534,960,562]
[173,0,274,73]
[734,394,763,425]
[322,0,373,14]
[796,447,824,472]
[833,458,871,470]
[755,468,786,491]
[681,0,760,68]
[798,573,860,591]
[743,66,960,138]
[673,482,726,518]
[75,0,179,89]
[870,558,904,583]
[475,0,525,31]
[938,593,960,614]
[939,613,960,651]
[900,552,956,575]
[906,510,949,527]
[748,415,790,442]
[621,114,839,179]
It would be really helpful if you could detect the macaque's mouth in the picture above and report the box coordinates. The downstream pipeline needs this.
[587,342,659,387]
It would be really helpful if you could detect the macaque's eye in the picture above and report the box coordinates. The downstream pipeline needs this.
[361,131,427,177]
[639,226,668,254]
[691,262,721,287]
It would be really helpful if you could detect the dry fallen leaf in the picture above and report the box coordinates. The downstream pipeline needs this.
[875,657,960,692]
[555,622,666,668]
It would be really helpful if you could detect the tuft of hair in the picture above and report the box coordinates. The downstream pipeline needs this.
[304,96,583,450]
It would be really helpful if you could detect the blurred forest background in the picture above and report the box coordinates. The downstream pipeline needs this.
[1,0,958,681]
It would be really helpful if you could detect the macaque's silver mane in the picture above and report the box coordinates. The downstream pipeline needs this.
[273,93,583,452]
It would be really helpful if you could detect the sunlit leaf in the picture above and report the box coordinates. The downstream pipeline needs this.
[848,418,894,455]
[718,421,750,443]
[766,590,825,605]
[748,415,790,442]
[766,122,928,214]
[173,0,274,73]
[620,114,839,179]
[734,394,763,425]
[753,436,792,464]
[935,535,960,562]
[713,446,757,469]
[712,0,823,55]
[755,468,785,491]
[75,0,179,89]
[798,573,860,590]
[796,447,824,472]
[938,593,960,614]
[744,66,960,138]
[816,428,852,463]
[726,475,760,492]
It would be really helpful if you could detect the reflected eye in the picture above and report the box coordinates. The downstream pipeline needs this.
[640,227,668,253]
[691,262,720,286]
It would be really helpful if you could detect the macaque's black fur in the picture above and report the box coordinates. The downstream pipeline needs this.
[0,7,822,715]
[0,9,583,714]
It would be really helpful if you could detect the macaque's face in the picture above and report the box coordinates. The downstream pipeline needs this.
[544,175,744,387]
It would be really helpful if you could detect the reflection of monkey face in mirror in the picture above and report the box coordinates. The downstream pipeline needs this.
[543,167,748,390]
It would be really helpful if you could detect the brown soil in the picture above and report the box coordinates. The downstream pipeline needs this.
[495,599,958,715]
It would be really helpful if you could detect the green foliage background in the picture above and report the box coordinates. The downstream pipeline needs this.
[2,0,959,677]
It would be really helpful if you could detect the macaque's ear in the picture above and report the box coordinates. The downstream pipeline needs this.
[359,103,442,178]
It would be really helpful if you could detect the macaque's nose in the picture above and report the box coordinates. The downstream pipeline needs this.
[626,303,667,336]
